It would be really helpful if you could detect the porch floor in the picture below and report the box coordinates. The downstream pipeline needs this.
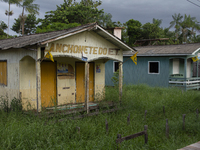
[45,102,98,111]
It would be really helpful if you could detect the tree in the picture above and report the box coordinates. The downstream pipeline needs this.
[38,0,103,29]
[125,19,142,46]
[180,14,200,43]
[0,20,9,39]
[18,0,39,35]
[97,12,113,28]
[169,13,183,40]
[0,20,8,30]
[141,18,163,39]
[0,0,21,37]
[36,22,81,33]
[169,13,200,43]
[11,13,38,35]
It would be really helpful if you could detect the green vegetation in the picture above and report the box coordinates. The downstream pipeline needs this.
[11,14,38,35]
[0,85,200,149]
[1,0,200,45]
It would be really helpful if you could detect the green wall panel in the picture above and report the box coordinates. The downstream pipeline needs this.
[105,56,170,87]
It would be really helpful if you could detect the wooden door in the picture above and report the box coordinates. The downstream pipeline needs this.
[76,62,94,103]
[41,62,57,107]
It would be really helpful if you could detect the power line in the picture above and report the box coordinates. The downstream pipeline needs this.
[187,0,200,7]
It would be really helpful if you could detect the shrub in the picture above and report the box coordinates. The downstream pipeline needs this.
[10,97,22,112]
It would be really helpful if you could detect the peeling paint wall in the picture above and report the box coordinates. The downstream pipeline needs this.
[94,61,105,100]
[0,48,37,107]
[20,56,36,110]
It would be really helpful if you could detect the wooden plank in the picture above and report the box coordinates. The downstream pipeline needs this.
[24,101,119,118]
[169,81,200,84]
[58,108,120,121]
[116,131,145,143]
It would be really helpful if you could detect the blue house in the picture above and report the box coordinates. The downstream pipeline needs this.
[105,43,200,90]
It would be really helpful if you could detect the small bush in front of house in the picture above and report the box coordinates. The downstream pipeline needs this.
[0,96,9,112]
[0,97,22,112]
[10,97,22,112]
[111,69,119,87]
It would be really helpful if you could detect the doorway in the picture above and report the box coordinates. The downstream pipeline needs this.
[76,62,94,103]
[41,61,57,107]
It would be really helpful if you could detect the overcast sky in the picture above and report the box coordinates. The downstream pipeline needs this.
[0,0,200,35]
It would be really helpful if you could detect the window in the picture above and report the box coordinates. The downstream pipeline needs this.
[0,61,7,86]
[148,61,159,74]
[113,61,119,72]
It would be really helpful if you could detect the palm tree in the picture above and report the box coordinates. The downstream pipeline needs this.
[179,14,200,43]
[184,15,200,42]
[169,13,183,40]
[169,13,200,43]
[153,18,162,27]
[1,0,21,37]
[18,0,39,35]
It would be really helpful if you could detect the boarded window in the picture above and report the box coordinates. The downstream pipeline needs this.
[113,61,119,72]
[193,62,200,77]
[0,61,7,86]
[148,61,159,74]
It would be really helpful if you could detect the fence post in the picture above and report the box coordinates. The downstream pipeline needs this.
[166,119,169,138]
[145,110,147,121]
[127,114,130,125]
[196,109,199,119]
[183,114,186,130]
[163,106,165,116]
[117,134,121,150]
[144,125,148,144]
[105,119,108,134]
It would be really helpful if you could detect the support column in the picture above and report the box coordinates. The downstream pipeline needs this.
[119,62,123,103]
[36,47,41,112]
[85,62,90,114]
[184,58,187,91]
[197,61,199,77]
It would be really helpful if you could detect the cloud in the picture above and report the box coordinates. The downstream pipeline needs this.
[0,0,200,35]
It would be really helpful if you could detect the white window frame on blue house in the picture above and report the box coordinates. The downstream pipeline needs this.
[113,61,119,73]
[148,61,160,74]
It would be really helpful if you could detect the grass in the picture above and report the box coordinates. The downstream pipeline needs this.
[0,84,200,149]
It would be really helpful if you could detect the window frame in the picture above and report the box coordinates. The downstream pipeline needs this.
[113,61,119,73]
[148,61,160,74]
[0,60,7,86]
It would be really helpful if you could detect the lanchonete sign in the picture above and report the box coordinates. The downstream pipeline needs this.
[45,43,121,56]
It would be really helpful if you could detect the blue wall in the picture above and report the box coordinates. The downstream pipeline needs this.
[105,56,170,87]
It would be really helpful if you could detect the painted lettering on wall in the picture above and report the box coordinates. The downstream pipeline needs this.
[45,43,120,56]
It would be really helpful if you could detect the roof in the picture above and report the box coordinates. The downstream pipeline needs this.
[123,43,200,56]
[0,22,135,52]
